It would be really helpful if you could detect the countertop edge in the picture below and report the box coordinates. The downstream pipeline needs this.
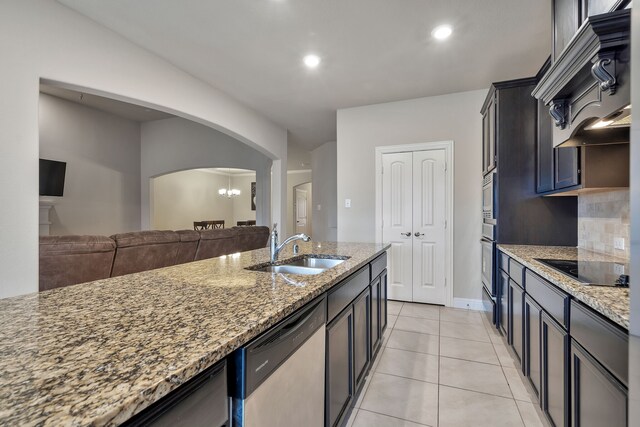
[108,244,391,425]
[497,245,629,330]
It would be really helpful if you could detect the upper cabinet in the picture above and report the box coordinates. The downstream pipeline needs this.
[534,6,631,148]
[552,0,582,62]
[482,91,497,176]
[553,0,630,61]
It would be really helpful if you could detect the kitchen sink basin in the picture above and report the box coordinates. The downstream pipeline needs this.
[247,256,349,276]
[256,265,327,275]
[287,257,346,269]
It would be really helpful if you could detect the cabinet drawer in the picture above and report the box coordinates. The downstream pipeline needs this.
[327,267,370,322]
[525,270,569,330]
[498,251,509,273]
[570,300,628,386]
[370,252,387,280]
[509,259,525,289]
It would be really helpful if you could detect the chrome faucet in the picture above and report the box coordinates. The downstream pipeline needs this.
[270,223,311,263]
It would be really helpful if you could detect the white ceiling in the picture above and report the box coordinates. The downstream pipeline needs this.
[58,0,551,149]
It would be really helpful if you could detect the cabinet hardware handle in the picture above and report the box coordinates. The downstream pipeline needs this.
[414,232,424,237]
[401,232,411,237]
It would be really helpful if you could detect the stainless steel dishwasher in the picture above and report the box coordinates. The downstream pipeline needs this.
[232,296,326,427]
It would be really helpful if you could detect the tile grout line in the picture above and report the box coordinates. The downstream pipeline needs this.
[357,408,434,427]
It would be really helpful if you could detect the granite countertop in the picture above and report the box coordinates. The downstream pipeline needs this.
[0,241,388,426]
[498,245,629,329]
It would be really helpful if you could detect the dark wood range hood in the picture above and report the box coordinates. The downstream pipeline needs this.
[532,9,631,148]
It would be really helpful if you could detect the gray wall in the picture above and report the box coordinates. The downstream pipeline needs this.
[336,89,486,301]
[141,117,272,230]
[39,94,141,235]
[312,141,338,242]
[0,0,287,298]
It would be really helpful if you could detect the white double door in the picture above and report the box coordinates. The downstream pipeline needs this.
[382,149,447,305]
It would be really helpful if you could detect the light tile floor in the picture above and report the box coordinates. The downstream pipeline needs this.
[345,301,548,427]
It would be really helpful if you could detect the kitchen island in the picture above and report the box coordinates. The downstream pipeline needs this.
[0,241,388,426]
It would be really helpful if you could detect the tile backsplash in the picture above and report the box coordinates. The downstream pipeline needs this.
[578,189,630,259]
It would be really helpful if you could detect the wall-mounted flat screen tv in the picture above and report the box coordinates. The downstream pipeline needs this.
[39,159,67,197]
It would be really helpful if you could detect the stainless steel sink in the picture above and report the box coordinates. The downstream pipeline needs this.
[247,256,349,275]
[287,257,346,269]
[257,265,327,275]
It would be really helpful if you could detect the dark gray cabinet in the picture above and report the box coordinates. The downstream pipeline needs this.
[554,147,580,189]
[524,295,542,401]
[353,288,371,387]
[326,307,353,427]
[536,95,581,194]
[380,271,388,332]
[124,360,228,427]
[499,270,509,336]
[570,339,627,427]
[482,93,497,176]
[553,0,582,61]
[536,99,555,193]
[509,280,524,366]
[541,311,569,427]
[370,276,380,354]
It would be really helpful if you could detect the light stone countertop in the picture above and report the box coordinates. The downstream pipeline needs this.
[0,241,388,426]
[498,245,629,329]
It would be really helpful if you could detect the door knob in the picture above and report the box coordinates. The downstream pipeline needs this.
[414,232,424,237]
[401,232,411,237]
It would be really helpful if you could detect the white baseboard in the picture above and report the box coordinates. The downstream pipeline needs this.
[453,298,484,311]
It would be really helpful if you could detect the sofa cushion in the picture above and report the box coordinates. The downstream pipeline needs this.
[39,235,116,291]
[233,226,270,252]
[110,230,181,277]
[175,230,200,265]
[195,229,238,261]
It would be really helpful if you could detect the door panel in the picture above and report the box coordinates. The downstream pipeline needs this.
[412,149,447,304]
[295,188,309,235]
[382,152,413,301]
[542,311,569,427]
[326,308,353,427]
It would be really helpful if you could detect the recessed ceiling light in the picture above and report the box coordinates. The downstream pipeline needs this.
[432,25,453,40]
[303,54,321,68]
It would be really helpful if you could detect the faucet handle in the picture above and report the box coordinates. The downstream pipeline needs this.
[272,223,278,232]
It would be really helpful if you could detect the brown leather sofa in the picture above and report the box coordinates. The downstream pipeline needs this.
[39,226,270,291]
[39,235,116,291]
[234,226,270,252]
[195,229,238,261]
[110,230,182,277]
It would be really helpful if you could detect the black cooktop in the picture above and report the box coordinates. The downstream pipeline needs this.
[535,259,630,287]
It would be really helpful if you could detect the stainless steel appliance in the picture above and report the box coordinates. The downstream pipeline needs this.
[232,297,326,427]
[536,259,630,287]
[481,172,497,325]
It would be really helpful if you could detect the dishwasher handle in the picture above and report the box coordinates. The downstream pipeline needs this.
[252,299,325,353]
[239,296,327,398]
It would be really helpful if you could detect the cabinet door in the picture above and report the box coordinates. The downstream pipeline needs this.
[510,281,524,366]
[524,295,542,401]
[353,288,371,388]
[537,99,555,193]
[570,340,627,427]
[585,0,628,17]
[380,271,388,333]
[555,147,580,189]
[541,311,569,427]
[326,308,354,427]
[499,270,509,337]
[370,277,381,354]
[553,0,582,61]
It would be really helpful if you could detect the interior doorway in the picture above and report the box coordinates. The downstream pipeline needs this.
[375,141,454,307]
[293,182,312,236]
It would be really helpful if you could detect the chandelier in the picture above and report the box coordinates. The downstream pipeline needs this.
[218,169,241,198]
